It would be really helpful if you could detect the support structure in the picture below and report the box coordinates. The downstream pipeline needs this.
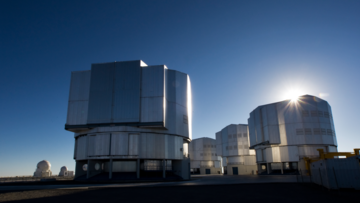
[137,159,140,179]
[109,159,113,179]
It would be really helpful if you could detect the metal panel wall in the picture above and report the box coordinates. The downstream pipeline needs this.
[164,69,190,138]
[67,101,89,125]
[140,97,164,122]
[88,133,110,156]
[191,160,201,168]
[128,134,139,155]
[141,65,164,97]
[256,149,263,162]
[112,161,136,172]
[110,132,128,155]
[76,136,87,160]
[244,156,257,165]
[67,70,91,125]
[87,63,114,124]
[279,146,299,162]
[113,61,141,123]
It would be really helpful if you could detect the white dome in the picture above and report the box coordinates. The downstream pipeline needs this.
[37,160,51,171]
[60,166,68,172]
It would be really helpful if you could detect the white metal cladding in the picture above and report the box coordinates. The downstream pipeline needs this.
[214,161,221,168]
[128,134,139,155]
[67,71,91,125]
[215,132,223,156]
[189,138,218,162]
[141,97,163,122]
[67,61,192,140]
[228,156,244,163]
[112,161,136,172]
[110,132,128,155]
[76,136,87,160]
[87,62,114,124]
[67,101,89,125]
[244,156,257,165]
[183,142,189,157]
[248,95,337,159]
[191,160,200,168]
[164,69,190,138]
[88,133,110,156]
[112,61,141,122]
[138,133,183,160]
[279,146,299,162]
[141,65,164,98]
[265,147,282,163]
[328,146,337,152]
[217,124,253,157]
[256,149,263,161]
[298,146,327,157]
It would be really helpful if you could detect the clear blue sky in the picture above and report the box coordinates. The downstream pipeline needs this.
[1,0,359,176]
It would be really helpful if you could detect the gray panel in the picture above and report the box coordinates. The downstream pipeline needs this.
[112,161,136,172]
[254,108,263,143]
[129,133,139,155]
[165,69,176,103]
[67,71,91,125]
[88,133,110,156]
[248,116,256,147]
[268,125,280,144]
[256,149,263,162]
[87,63,114,124]
[140,97,163,122]
[141,65,164,97]
[140,65,165,123]
[175,71,188,108]
[111,132,128,155]
[69,71,91,101]
[113,61,141,122]
[76,136,87,160]
[166,135,175,159]
[244,156,256,165]
[165,101,176,134]
[67,101,89,125]
[279,146,299,162]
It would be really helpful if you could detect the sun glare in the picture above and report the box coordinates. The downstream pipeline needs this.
[284,89,303,102]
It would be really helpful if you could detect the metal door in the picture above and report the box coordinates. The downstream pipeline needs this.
[205,169,211,174]
[233,167,238,175]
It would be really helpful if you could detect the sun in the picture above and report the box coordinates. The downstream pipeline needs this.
[284,89,303,102]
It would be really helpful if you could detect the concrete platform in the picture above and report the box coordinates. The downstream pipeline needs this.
[0,174,311,191]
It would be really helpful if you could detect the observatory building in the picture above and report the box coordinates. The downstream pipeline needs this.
[65,60,192,180]
[216,124,257,175]
[248,95,337,174]
[34,160,52,177]
[189,137,221,174]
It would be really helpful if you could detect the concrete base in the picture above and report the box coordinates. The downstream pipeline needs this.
[227,165,257,175]
[75,161,87,179]
[172,158,190,180]
[199,167,222,175]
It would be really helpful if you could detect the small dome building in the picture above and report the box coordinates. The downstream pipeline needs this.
[58,166,68,176]
[34,160,52,177]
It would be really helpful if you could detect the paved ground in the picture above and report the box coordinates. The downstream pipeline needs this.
[0,175,358,203]
[0,174,310,191]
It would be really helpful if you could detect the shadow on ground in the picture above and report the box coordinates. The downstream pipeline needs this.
[0,183,359,203]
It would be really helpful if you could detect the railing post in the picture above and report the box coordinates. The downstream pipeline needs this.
[333,167,339,190]
[319,168,324,188]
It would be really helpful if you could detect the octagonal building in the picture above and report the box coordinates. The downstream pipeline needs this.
[216,124,257,175]
[189,137,222,174]
[65,60,192,180]
[248,95,337,174]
